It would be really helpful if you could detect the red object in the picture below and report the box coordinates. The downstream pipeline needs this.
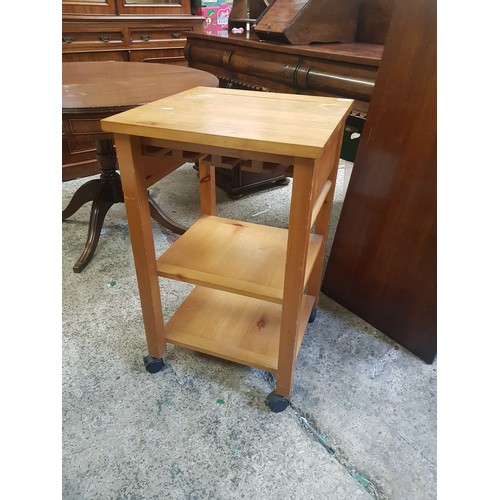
[196,4,232,34]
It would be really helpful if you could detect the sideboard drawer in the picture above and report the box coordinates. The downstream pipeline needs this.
[129,47,188,65]
[63,51,129,63]
[62,29,125,51]
[129,27,188,45]
[62,16,205,64]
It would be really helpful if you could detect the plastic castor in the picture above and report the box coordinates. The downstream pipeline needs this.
[265,391,290,413]
[228,193,245,201]
[143,355,165,374]
[308,307,317,323]
[276,177,290,186]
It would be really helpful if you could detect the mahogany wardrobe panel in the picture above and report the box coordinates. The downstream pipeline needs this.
[321,0,437,363]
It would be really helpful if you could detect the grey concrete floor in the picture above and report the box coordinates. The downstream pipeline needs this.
[61,162,436,499]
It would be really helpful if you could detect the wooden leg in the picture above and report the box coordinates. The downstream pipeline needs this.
[63,138,187,272]
[198,157,216,216]
[72,184,115,273]
[275,158,315,398]
[148,194,188,234]
[62,178,102,221]
[307,132,343,306]
[114,134,166,360]
[63,139,124,272]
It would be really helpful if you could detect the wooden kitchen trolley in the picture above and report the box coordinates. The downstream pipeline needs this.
[101,87,352,412]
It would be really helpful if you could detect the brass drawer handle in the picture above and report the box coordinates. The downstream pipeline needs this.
[140,33,151,41]
[172,32,181,39]
[63,34,75,43]
[100,34,112,42]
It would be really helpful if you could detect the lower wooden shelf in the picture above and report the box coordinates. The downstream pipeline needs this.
[164,286,314,372]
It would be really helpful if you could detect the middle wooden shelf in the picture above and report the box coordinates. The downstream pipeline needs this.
[156,214,324,304]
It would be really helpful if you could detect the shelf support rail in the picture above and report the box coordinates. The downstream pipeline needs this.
[310,179,332,230]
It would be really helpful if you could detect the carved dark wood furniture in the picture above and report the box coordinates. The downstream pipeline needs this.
[62,61,218,272]
[184,31,383,115]
[62,0,191,16]
[62,15,203,67]
[321,0,437,363]
[62,0,203,66]
[254,0,363,44]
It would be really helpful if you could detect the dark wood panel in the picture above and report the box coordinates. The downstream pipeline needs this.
[116,0,190,16]
[62,0,116,15]
[62,135,100,181]
[62,51,130,63]
[128,47,187,64]
[62,0,190,16]
[63,161,101,182]
[321,0,436,363]
[356,0,396,43]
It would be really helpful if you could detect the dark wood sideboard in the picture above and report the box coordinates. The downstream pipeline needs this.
[62,16,204,67]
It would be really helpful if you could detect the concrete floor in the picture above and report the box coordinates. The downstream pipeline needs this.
[62,162,436,499]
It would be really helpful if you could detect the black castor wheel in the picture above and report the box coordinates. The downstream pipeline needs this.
[308,307,317,323]
[143,355,165,373]
[265,391,290,413]
[228,193,245,200]
[276,177,290,186]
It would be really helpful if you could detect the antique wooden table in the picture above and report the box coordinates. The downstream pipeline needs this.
[101,86,352,412]
[62,61,218,272]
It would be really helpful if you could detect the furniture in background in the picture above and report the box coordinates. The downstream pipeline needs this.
[228,0,269,32]
[63,0,190,15]
[62,0,202,64]
[321,0,436,363]
[62,0,205,174]
[62,61,218,272]
[184,0,395,195]
[253,0,362,44]
[192,0,395,114]
[101,86,352,411]
[62,15,202,65]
